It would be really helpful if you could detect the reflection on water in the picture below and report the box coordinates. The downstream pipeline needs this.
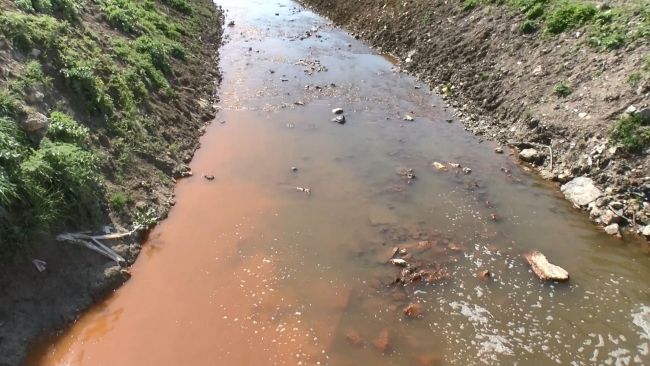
[29,0,650,365]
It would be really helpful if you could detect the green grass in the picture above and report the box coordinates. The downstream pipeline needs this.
[627,72,642,86]
[0,0,203,259]
[463,0,479,10]
[109,191,131,213]
[478,72,490,81]
[610,114,650,153]
[544,1,597,34]
[520,19,537,33]
[422,10,433,22]
[552,80,572,97]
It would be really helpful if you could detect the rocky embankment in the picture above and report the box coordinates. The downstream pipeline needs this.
[299,0,650,239]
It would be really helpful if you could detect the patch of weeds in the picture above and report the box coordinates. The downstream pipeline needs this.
[478,72,490,81]
[0,12,67,53]
[134,205,157,227]
[0,89,22,118]
[462,0,479,10]
[47,111,89,145]
[60,57,115,115]
[545,1,597,34]
[520,19,537,33]
[610,114,650,153]
[14,0,36,12]
[422,10,434,22]
[160,0,193,15]
[552,80,572,97]
[627,72,642,86]
[8,60,53,95]
[168,142,178,153]
[109,191,131,213]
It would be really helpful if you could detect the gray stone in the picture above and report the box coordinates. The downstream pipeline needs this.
[34,91,44,102]
[604,223,620,236]
[494,147,504,154]
[626,105,637,114]
[20,113,49,132]
[519,148,538,162]
[462,167,471,174]
[332,108,343,114]
[610,201,623,210]
[561,177,603,206]
[639,108,650,121]
[523,251,569,282]
[30,48,41,57]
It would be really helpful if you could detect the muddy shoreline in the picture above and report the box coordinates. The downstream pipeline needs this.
[298,0,650,239]
[0,1,224,364]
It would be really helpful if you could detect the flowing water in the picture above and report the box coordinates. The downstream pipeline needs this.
[28,0,650,365]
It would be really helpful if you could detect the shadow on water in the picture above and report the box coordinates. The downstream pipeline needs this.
[28,0,650,365]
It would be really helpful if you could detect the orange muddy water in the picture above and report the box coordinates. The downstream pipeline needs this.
[29,0,650,365]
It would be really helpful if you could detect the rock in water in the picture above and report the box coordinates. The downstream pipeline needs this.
[561,177,603,206]
[518,148,538,162]
[604,223,621,236]
[404,115,414,121]
[523,251,569,282]
[332,115,346,124]
[494,147,504,154]
[332,108,343,114]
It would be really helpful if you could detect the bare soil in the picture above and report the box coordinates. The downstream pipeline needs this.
[299,0,650,233]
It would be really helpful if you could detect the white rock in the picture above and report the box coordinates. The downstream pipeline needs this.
[523,251,569,282]
[332,108,343,114]
[389,258,408,267]
[578,112,588,118]
[403,115,414,121]
[626,105,637,114]
[519,148,538,162]
[20,112,49,132]
[561,177,603,206]
[604,223,620,236]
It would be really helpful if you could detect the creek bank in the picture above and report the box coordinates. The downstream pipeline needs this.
[298,0,650,240]
[0,0,224,364]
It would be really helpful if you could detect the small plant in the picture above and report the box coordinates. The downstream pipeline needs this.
[545,1,597,34]
[462,0,478,10]
[520,19,537,33]
[109,191,131,213]
[47,111,89,145]
[627,72,642,86]
[610,113,650,153]
[0,89,22,118]
[168,142,178,153]
[422,10,434,22]
[478,72,490,81]
[552,80,572,97]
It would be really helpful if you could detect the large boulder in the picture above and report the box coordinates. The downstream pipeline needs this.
[561,177,603,206]
[523,251,569,282]
[20,112,49,132]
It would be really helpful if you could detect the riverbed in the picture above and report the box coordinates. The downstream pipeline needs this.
[28,0,650,365]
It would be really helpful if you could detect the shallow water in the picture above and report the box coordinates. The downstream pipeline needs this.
[28,0,650,365]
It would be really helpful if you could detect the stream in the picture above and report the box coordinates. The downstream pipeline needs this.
[28,0,650,365]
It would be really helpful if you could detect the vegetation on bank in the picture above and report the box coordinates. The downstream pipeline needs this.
[0,0,212,258]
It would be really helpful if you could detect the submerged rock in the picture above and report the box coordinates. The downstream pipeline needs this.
[403,303,421,317]
[523,251,569,282]
[372,328,390,352]
[561,177,603,206]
